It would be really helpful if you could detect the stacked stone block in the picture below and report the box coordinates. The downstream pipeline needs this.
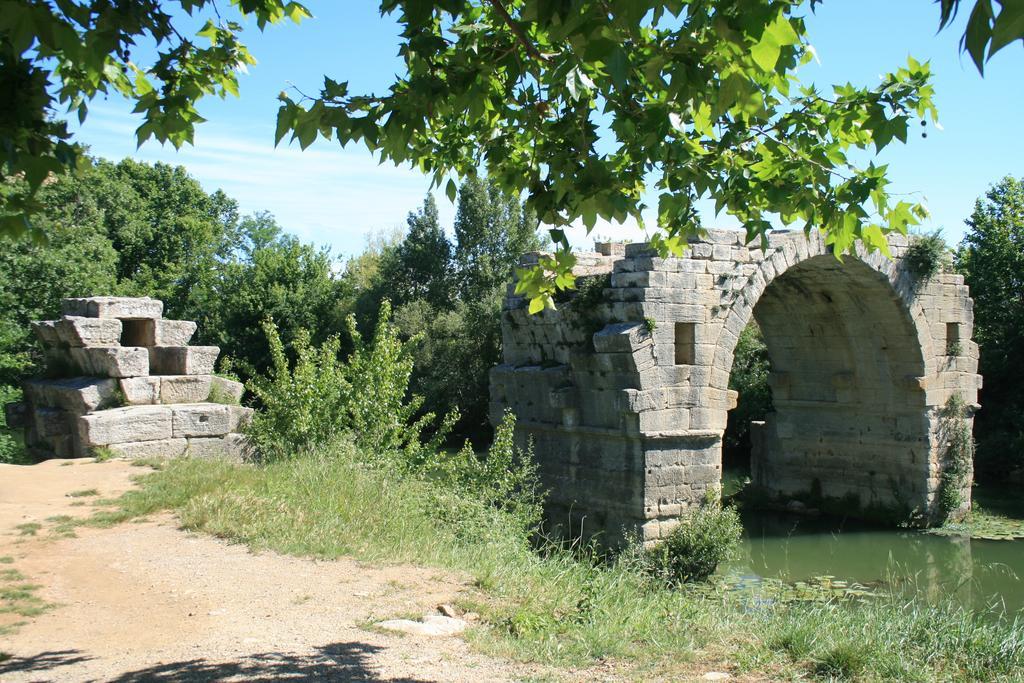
[492,231,981,546]
[5,297,252,461]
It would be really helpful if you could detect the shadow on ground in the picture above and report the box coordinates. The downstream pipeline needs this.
[0,642,431,682]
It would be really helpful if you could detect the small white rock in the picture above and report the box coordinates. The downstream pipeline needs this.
[376,615,467,636]
[702,673,731,681]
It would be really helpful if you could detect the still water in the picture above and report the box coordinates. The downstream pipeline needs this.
[721,474,1024,615]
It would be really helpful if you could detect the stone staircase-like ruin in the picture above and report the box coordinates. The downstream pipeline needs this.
[4,297,252,461]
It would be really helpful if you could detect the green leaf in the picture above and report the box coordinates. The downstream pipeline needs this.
[964,0,995,73]
[446,178,457,202]
[607,48,628,88]
[750,12,799,72]
[990,0,1024,55]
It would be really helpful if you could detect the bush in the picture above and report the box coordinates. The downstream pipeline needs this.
[642,502,743,585]
[432,410,545,536]
[245,322,348,462]
[0,385,25,465]
[246,300,453,464]
[903,231,948,281]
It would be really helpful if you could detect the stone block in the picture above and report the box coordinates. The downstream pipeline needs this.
[187,434,248,460]
[56,316,122,347]
[121,319,197,347]
[4,401,26,429]
[160,375,213,404]
[77,405,173,448]
[149,346,219,375]
[225,404,253,433]
[62,296,164,319]
[23,378,120,413]
[108,438,188,460]
[36,434,76,459]
[33,407,71,438]
[120,377,160,405]
[31,320,62,347]
[70,346,149,378]
[592,322,650,353]
[209,376,244,404]
[171,403,232,437]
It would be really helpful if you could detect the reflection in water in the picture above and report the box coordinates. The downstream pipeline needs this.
[723,503,1024,615]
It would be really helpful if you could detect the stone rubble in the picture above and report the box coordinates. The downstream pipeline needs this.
[5,297,252,462]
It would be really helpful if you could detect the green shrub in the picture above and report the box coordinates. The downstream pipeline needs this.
[245,322,348,462]
[432,410,545,536]
[937,393,974,522]
[642,502,743,585]
[904,232,948,281]
[246,299,453,464]
[342,299,449,465]
[0,385,25,465]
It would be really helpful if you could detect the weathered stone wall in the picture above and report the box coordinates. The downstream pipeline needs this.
[491,231,980,546]
[4,297,251,461]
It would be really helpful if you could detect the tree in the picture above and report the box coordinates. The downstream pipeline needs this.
[4,1,1023,305]
[192,230,346,379]
[93,159,242,310]
[387,194,454,308]
[0,0,311,238]
[956,176,1024,478]
[0,167,121,382]
[453,175,542,302]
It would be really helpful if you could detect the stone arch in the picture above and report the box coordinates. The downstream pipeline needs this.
[491,233,980,546]
[708,233,939,395]
[712,253,933,518]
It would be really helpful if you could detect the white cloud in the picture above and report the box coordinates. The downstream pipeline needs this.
[73,105,452,256]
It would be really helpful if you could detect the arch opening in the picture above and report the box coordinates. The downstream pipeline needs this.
[730,255,931,520]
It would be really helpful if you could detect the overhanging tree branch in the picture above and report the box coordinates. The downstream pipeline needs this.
[486,0,548,63]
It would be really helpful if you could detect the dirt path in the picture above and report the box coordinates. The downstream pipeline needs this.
[0,459,569,682]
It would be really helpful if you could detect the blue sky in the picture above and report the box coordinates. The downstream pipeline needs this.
[71,1,1024,259]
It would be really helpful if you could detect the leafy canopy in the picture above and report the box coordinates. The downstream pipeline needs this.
[0,0,311,239]
[4,0,1024,308]
[955,176,1024,476]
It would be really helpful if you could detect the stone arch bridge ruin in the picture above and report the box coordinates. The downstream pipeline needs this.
[490,230,981,546]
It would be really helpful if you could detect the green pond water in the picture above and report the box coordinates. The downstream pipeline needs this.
[720,472,1024,616]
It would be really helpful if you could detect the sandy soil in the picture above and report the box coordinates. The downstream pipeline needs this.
[0,459,567,682]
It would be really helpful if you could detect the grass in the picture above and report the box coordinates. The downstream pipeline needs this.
[66,488,100,498]
[92,446,117,463]
[931,485,1024,540]
[0,562,53,625]
[94,450,1024,682]
[14,523,41,537]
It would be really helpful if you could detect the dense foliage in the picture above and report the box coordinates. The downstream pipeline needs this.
[0,0,310,238]
[639,500,744,585]
[956,176,1024,479]
[6,1,1023,308]
[724,322,772,463]
[0,158,345,387]
[904,231,950,282]
[359,176,545,440]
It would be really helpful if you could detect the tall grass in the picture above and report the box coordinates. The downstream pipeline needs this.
[114,450,1024,681]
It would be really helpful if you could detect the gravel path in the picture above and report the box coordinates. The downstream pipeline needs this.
[0,459,561,682]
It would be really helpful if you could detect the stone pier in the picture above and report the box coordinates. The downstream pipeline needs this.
[490,232,981,546]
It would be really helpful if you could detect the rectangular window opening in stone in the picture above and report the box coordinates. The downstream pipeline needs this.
[674,322,696,365]
[120,319,152,347]
[946,322,961,355]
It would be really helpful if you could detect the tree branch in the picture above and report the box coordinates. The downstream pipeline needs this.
[486,0,548,63]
